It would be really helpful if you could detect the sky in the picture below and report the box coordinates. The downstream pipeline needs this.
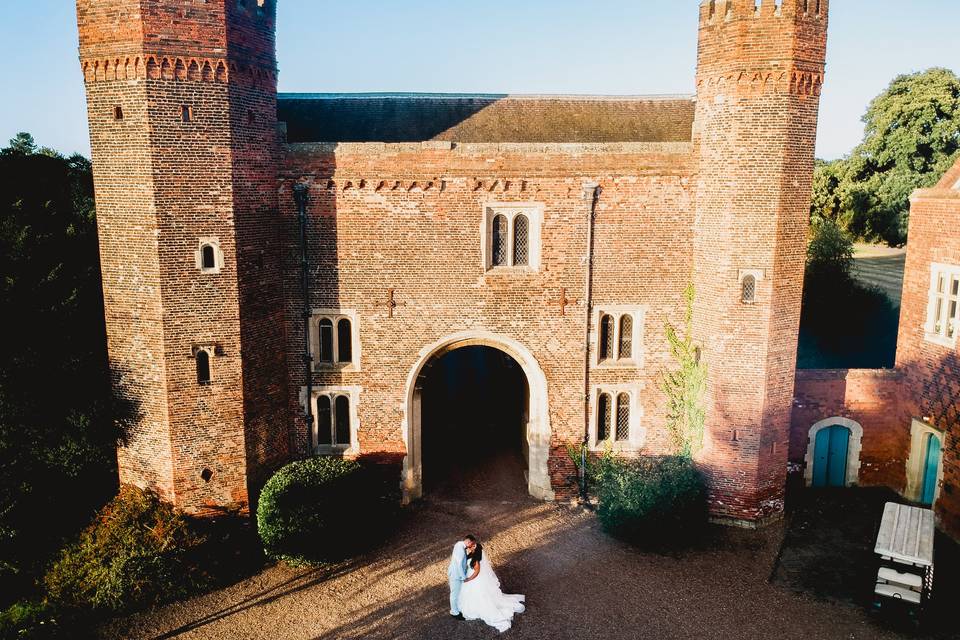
[1,1,958,160]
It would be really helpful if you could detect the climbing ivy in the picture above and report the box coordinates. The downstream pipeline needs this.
[661,284,707,458]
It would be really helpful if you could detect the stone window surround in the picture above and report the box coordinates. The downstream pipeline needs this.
[301,385,361,456]
[309,309,361,372]
[588,384,645,452]
[904,419,945,504]
[923,262,960,348]
[195,238,224,274]
[738,268,764,305]
[480,203,544,272]
[592,305,647,369]
[802,416,863,487]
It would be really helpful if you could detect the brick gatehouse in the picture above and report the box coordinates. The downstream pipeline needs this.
[79,0,960,533]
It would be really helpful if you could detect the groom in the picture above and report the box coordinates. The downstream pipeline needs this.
[448,534,477,619]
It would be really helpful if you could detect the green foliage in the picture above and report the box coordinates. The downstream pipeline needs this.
[805,217,854,286]
[0,600,62,640]
[257,457,400,565]
[0,134,127,604]
[661,284,707,457]
[43,486,206,612]
[594,455,708,546]
[811,68,960,246]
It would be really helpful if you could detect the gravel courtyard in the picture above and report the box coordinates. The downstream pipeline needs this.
[97,466,935,640]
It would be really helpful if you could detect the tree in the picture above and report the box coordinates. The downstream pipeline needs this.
[811,68,960,246]
[0,135,128,604]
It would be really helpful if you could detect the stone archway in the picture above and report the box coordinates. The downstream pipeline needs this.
[401,331,553,503]
[803,417,864,487]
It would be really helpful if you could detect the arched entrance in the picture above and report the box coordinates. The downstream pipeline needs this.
[402,332,553,502]
[804,417,863,487]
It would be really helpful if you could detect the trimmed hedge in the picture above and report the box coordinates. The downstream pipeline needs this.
[43,486,207,612]
[257,457,400,564]
[595,455,708,547]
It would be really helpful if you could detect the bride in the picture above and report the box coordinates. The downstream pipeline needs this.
[458,542,525,632]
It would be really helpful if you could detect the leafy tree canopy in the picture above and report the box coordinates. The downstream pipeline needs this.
[812,68,960,246]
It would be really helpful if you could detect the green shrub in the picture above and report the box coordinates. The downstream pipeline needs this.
[594,455,708,547]
[43,486,206,612]
[0,601,61,640]
[257,457,400,565]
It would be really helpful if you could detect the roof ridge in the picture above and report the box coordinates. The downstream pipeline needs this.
[278,92,695,102]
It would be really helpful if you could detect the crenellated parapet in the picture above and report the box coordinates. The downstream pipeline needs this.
[700,0,827,23]
[80,55,276,88]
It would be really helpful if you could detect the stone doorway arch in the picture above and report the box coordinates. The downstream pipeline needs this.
[402,331,553,503]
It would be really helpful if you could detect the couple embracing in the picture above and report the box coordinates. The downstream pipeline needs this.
[448,535,526,632]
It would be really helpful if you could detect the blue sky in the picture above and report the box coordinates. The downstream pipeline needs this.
[1,1,957,160]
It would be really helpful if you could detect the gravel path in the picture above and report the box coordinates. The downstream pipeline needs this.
[98,486,922,639]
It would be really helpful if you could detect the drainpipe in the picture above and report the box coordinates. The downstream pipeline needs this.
[293,182,314,458]
[581,183,602,502]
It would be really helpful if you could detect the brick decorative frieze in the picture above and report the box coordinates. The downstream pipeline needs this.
[81,55,276,87]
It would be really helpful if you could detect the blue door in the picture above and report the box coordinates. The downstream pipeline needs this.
[920,433,942,506]
[812,425,850,488]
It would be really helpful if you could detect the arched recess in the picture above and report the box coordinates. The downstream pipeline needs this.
[803,417,864,487]
[402,331,553,503]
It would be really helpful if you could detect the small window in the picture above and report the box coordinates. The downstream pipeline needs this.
[181,105,193,122]
[492,215,508,267]
[247,110,256,125]
[599,315,614,361]
[597,393,611,443]
[618,315,633,359]
[196,349,211,385]
[616,393,630,442]
[319,319,334,364]
[337,318,352,363]
[513,214,529,266]
[113,105,124,120]
[742,274,756,304]
[201,245,216,270]
[316,396,332,446]
[334,395,351,445]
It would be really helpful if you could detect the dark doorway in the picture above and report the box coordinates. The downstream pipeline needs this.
[420,346,529,500]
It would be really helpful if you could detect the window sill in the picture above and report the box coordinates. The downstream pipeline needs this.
[313,363,360,373]
[595,358,643,370]
[923,333,957,349]
[590,440,643,453]
[483,266,540,276]
[314,445,356,456]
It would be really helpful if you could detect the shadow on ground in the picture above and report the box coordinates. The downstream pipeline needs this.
[772,487,959,639]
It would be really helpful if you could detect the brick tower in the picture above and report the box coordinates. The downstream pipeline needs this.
[692,0,828,524]
[77,0,290,513]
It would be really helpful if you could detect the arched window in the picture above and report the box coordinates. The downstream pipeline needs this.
[616,393,630,442]
[316,395,332,446]
[196,349,211,385]
[337,319,352,363]
[335,395,351,445]
[597,393,611,443]
[492,215,508,267]
[599,315,614,361]
[513,214,529,266]
[742,274,756,304]
[318,319,334,364]
[201,244,216,270]
[618,315,633,359]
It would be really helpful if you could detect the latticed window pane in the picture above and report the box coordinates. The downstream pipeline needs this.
[618,315,633,359]
[513,214,529,266]
[742,275,756,304]
[334,395,351,445]
[316,396,332,446]
[492,215,508,267]
[597,393,611,442]
[319,319,334,363]
[337,318,352,363]
[599,315,614,361]
[616,393,630,442]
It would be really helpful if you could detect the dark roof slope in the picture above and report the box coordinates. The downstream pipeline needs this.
[277,93,695,144]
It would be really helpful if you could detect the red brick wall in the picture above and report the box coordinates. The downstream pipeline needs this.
[691,0,828,523]
[279,143,696,500]
[897,179,960,537]
[790,369,908,489]
[78,0,289,513]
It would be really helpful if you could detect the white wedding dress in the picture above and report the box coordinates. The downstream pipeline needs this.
[458,552,525,632]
